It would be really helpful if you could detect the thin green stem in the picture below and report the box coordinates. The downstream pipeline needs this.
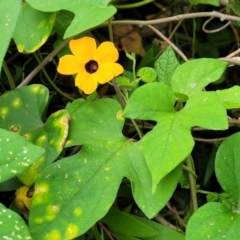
[196,189,212,195]
[186,155,198,213]
[182,164,197,179]
[2,60,15,89]
[33,52,74,101]
[114,0,154,9]
[107,18,114,42]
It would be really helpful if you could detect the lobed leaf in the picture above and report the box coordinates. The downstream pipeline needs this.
[25,0,116,38]
[29,99,181,239]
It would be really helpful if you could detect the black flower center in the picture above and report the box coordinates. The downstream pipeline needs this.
[85,60,98,74]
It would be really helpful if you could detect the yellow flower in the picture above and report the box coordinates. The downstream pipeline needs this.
[57,37,124,94]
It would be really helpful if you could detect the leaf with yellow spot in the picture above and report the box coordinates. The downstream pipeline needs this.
[0,128,45,183]
[0,0,21,74]
[29,99,181,239]
[17,109,70,186]
[25,0,116,38]
[0,203,32,239]
[0,84,48,135]
[12,3,56,53]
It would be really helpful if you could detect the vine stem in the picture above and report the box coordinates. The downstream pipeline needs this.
[33,52,74,101]
[2,60,16,89]
[110,11,240,26]
[186,155,198,213]
[17,38,71,88]
[146,25,188,62]
[114,0,155,9]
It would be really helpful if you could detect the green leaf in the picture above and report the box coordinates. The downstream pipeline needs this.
[17,109,70,186]
[12,3,56,53]
[0,84,49,135]
[216,86,240,109]
[215,132,240,208]
[25,0,116,39]
[154,46,180,86]
[171,59,228,99]
[0,0,21,73]
[179,92,228,130]
[0,203,32,239]
[29,99,181,238]
[186,202,240,240]
[123,82,228,188]
[137,67,157,83]
[102,207,158,237]
[133,215,185,240]
[188,0,220,6]
[0,128,45,183]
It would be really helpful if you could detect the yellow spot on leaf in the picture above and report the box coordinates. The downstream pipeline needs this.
[74,208,83,216]
[44,230,61,240]
[34,218,44,224]
[17,44,25,53]
[116,110,124,120]
[0,107,8,119]
[38,19,46,29]
[12,98,21,107]
[105,167,110,171]
[105,176,110,180]
[65,224,79,239]
[31,85,40,93]
[49,13,56,24]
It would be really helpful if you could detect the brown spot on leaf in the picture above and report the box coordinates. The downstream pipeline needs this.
[11,125,19,133]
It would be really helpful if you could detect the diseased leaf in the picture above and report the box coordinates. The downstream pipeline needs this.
[0,0,21,73]
[12,3,56,53]
[0,128,45,183]
[29,99,181,239]
[0,203,32,239]
[25,0,116,38]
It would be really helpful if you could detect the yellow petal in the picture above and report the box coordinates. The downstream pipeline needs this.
[57,55,84,75]
[94,42,119,63]
[96,63,124,84]
[75,71,98,94]
[69,37,96,62]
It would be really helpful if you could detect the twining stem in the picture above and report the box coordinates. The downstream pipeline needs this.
[2,60,15,90]
[110,11,240,26]
[17,38,71,88]
[146,25,188,62]
[186,155,198,213]
[33,52,74,101]
[107,18,114,42]
[182,164,197,179]
[114,0,155,9]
